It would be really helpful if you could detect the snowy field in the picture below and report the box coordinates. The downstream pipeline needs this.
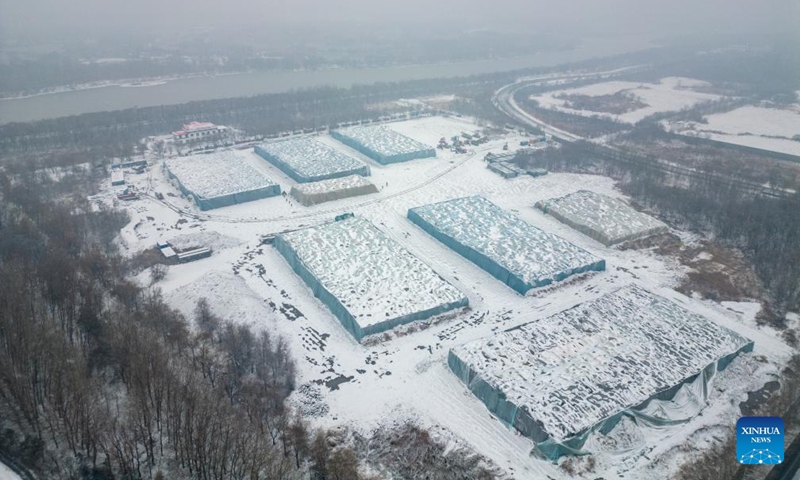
[331,124,436,164]
[254,137,369,182]
[530,77,721,124]
[665,105,800,156]
[450,284,752,460]
[0,462,20,480]
[108,115,796,479]
[290,175,378,206]
[275,216,468,340]
[163,151,280,209]
[536,190,668,246]
[408,195,605,293]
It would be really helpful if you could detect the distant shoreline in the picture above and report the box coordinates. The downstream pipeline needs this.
[0,52,570,101]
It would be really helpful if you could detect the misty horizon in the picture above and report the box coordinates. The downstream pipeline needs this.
[2,0,797,43]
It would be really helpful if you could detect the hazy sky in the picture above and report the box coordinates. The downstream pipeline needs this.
[1,0,796,41]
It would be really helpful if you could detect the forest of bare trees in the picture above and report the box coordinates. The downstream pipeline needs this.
[0,158,377,479]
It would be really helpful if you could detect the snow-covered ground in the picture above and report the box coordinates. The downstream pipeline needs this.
[705,105,800,138]
[530,77,721,124]
[0,462,20,480]
[108,115,795,479]
[665,105,800,156]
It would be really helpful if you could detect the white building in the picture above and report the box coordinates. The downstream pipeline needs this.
[172,121,225,144]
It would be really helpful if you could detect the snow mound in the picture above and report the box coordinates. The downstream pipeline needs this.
[168,231,243,251]
[166,270,273,327]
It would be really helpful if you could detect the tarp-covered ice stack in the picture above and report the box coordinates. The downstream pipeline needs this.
[448,284,753,461]
[290,175,379,206]
[407,196,605,294]
[274,217,468,340]
[331,124,436,164]
[163,152,280,210]
[254,138,370,183]
[536,190,668,246]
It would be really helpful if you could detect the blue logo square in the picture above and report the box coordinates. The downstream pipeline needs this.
[736,416,784,465]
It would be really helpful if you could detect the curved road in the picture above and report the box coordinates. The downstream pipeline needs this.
[492,76,795,199]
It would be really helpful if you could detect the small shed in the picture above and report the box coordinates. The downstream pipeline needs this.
[111,171,126,186]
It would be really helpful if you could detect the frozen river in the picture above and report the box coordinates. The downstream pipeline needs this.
[0,36,652,124]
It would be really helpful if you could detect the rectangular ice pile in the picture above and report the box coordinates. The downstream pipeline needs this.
[536,190,668,246]
[274,217,468,340]
[290,175,378,206]
[163,152,280,210]
[254,138,370,183]
[449,284,753,461]
[408,196,605,293]
[331,124,436,164]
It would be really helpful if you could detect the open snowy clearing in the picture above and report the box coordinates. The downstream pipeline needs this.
[0,462,20,480]
[108,115,796,479]
[704,105,800,138]
[530,77,721,124]
[697,133,800,156]
[665,104,800,156]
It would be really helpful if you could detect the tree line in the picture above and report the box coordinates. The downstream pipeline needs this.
[516,142,800,321]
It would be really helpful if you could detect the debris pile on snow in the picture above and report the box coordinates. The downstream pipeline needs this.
[292,383,330,418]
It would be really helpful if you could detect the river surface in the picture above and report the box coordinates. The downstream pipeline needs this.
[0,36,652,124]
